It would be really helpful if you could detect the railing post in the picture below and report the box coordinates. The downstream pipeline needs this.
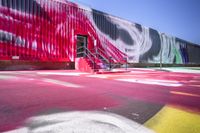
[94,56,95,70]
[160,49,162,69]
[160,33,164,69]
[124,57,128,70]
[109,56,112,70]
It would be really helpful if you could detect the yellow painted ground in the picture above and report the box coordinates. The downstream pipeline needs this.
[144,105,200,133]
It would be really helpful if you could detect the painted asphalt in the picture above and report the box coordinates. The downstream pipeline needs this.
[0,68,200,133]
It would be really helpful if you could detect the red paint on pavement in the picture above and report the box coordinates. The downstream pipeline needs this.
[0,69,200,132]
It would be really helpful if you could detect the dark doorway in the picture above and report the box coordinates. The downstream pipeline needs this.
[76,35,87,57]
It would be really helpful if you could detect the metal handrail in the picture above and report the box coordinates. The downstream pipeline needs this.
[92,47,109,63]
[77,45,128,71]
[96,53,109,63]
[77,45,96,70]
[95,47,128,70]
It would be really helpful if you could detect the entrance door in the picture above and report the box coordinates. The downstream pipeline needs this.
[76,35,87,58]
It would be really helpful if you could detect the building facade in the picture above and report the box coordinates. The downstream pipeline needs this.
[0,0,200,70]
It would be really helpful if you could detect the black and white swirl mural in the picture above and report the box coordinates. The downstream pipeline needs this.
[90,9,200,64]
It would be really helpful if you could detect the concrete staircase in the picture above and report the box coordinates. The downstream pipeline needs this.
[75,57,103,73]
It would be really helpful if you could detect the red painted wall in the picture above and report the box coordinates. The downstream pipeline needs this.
[0,0,98,62]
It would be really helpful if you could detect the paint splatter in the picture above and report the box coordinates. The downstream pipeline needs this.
[5,111,154,133]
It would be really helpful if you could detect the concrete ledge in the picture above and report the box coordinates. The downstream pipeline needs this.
[128,63,200,68]
[0,60,75,71]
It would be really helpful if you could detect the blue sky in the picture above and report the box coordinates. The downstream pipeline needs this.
[70,0,200,45]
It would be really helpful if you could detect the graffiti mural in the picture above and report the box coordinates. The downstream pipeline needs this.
[90,9,200,64]
[0,0,200,65]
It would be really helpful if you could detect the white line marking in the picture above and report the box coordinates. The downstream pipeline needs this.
[37,72,88,76]
[87,75,108,79]
[170,91,200,97]
[43,78,82,88]
[116,79,182,87]
[0,75,17,80]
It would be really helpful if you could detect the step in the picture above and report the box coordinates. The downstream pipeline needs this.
[95,69,131,74]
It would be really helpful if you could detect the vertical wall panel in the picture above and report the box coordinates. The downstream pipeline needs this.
[50,1,52,59]
[53,1,55,59]
[22,0,25,58]
[58,2,61,59]
[44,0,46,59]
[18,0,22,57]
[60,2,62,59]
[82,9,85,32]
[63,4,66,59]
[24,0,28,57]
[52,1,55,59]
[29,0,32,58]
[4,0,7,56]
[55,2,58,59]
[10,0,13,57]
[13,0,19,56]
[24,0,28,58]
[70,5,73,59]
[47,0,49,58]
[32,0,36,58]
[59,2,61,59]
[6,0,9,57]
[67,4,70,58]
[0,0,2,57]
[74,6,77,32]
[16,0,19,57]
[63,4,66,58]
[54,1,56,59]
[79,8,82,32]
[39,0,42,59]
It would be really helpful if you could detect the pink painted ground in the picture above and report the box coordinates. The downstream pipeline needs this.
[0,68,200,132]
